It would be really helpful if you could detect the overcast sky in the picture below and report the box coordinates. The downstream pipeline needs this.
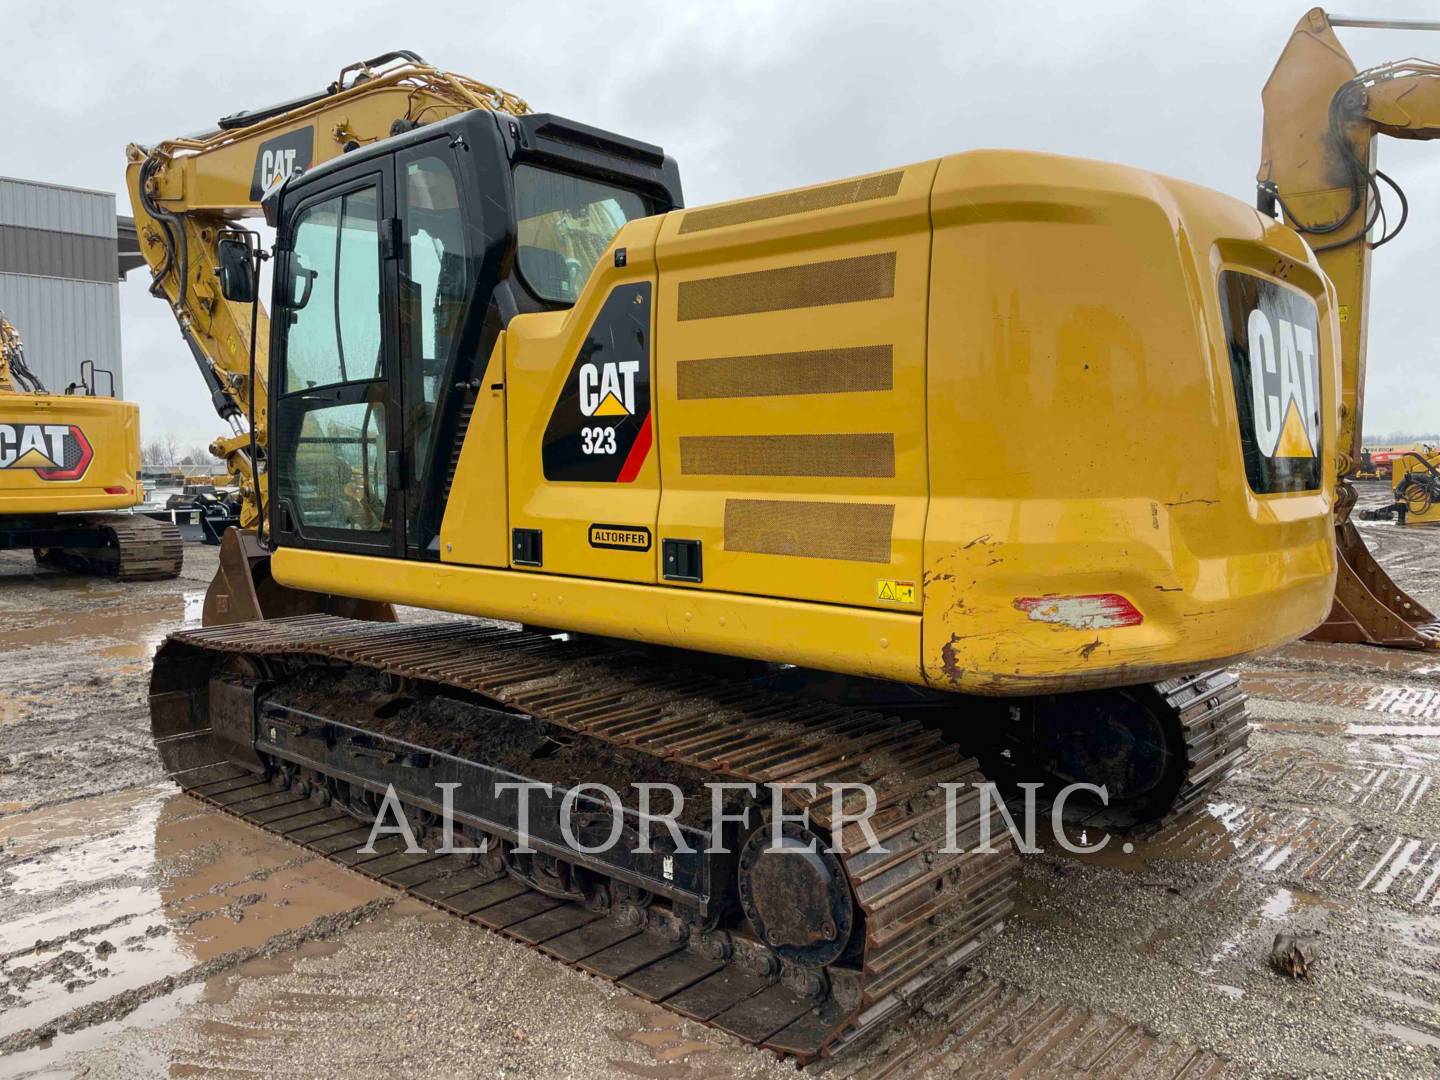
[5,0,1438,447]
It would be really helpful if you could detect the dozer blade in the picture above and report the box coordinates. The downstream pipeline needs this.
[202,527,397,627]
[1303,520,1440,649]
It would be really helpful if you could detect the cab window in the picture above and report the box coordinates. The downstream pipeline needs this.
[283,187,382,391]
[274,183,391,539]
[514,166,646,304]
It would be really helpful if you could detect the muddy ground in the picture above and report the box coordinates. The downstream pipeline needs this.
[2,483,1438,1078]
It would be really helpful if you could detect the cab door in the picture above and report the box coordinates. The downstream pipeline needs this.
[394,139,485,559]
[270,165,404,557]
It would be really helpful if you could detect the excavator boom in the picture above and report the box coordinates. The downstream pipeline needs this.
[1259,7,1440,647]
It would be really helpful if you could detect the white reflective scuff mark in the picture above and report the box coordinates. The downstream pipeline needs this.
[1014,595,1136,631]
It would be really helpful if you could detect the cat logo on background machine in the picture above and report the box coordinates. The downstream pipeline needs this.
[541,283,653,483]
[1220,271,1322,494]
[0,423,93,481]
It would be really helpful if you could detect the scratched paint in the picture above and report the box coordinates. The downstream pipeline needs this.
[1012,593,1142,630]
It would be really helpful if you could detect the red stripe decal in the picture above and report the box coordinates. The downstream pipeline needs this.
[616,412,653,483]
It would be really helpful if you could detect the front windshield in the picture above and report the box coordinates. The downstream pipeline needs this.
[514,165,646,304]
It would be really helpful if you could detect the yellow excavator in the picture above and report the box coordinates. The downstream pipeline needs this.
[133,51,1340,1060]
[1388,447,1440,523]
[1260,7,1440,644]
[1354,445,1440,524]
[0,310,181,579]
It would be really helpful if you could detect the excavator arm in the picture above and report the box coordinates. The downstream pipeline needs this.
[125,52,529,528]
[126,52,528,622]
[1258,8,1440,647]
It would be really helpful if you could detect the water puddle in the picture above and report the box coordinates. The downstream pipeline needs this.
[0,590,204,656]
[609,995,724,1075]
[1374,1021,1440,1051]
[1251,718,1345,735]
[99,642,152,661]
[0,787,388,1057]
[1346,723,1440,738]
[33,577,124,598]
[1053,803,1241,871]
[1367,985,1438,1012]
[1259,886,1334,921]
[0,693,43,727]
[1260,888,1295,919]
[0,604,180,652]
[0,982,204,1079]
[0,785,167,862]
[1134,922,1184,958]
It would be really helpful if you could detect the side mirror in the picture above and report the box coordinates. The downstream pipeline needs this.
[217,238,256,303]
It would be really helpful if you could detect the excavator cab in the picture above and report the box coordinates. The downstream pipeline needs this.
[204,108,681,623]
[258,111,680,565]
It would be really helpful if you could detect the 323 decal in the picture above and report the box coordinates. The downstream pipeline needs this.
[541,283,653,483]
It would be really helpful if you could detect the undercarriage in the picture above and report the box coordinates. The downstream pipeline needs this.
[5,512,183,581]
[150,615,1248,1062]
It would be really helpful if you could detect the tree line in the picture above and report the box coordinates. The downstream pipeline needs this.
[141,433,219,468]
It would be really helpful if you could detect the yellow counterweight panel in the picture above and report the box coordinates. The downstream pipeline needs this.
[921,152,1337,694]
[0,393,141,515]
[651,163,937,612]
[439,335,511,567]
[503,216,664,584]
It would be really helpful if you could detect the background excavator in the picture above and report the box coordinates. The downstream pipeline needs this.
[1259,7,1440,645]
[131,44,1342,1061]
[1387,447,1440,522]
[0,309,181,579]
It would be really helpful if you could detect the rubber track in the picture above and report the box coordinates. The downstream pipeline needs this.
[152,615,1022,1062]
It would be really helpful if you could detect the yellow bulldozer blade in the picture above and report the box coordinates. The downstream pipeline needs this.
[1304,520,1440,649]
[202,527,397,627]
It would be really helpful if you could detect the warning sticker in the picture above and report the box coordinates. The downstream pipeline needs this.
[876,578,916,605]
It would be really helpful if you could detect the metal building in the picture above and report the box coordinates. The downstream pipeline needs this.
[0,176,126,397]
